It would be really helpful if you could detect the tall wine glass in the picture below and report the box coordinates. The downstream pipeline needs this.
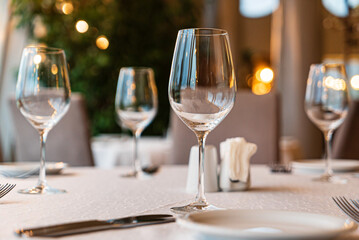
[115,67,158,177]
[16,46,71,194]
[305,63,349,183]
[168,28,236,213]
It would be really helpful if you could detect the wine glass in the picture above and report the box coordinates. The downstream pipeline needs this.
[16,46,71,194]
[115,67,158,177]
[168,28,236,213]
[305,63,349,183]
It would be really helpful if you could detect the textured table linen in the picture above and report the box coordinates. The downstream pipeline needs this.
[1,165,359,240]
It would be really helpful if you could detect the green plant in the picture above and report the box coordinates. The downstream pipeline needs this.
[11,0,201,136]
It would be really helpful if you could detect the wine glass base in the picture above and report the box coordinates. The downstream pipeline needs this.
[170,203,221,214]
[18,184,66,194]
[313,174,347,184]
[121,171,138,178]
[120,171,152,179]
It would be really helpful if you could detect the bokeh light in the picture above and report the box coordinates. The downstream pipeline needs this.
[259,67,274,83]
[51,64,58,75]
[350,75,359,90]
[252,66,274,95]
[76,20,89,33]
[62,2,74,15]
[252,82,271,95]
[33,54,42,65]
[324,76,346,91]
[96,36,109,50]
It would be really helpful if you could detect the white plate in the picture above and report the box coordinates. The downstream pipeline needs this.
[0,162,67,175]
[292,159,359,173]
[177,209,357,240]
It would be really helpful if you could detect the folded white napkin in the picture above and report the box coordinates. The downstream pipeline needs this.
[220,137,257,182]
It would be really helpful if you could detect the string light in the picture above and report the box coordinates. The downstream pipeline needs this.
[96,36,109,50]
[51,64,58,75]
[62,2,74,15]
[76,20,89,33]
[33,54,42,64]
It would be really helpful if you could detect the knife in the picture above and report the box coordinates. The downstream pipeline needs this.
[15,214,175,237]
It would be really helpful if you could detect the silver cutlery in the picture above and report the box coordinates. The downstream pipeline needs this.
[332,196,359,223]
[16,214,175,237]
[269,164,292,173]
[0,183,16,199]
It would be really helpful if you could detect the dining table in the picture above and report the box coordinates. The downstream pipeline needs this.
[1,164,359,240]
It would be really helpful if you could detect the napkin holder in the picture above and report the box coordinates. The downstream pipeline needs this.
[219,162,251,191]
[219,138,257,192]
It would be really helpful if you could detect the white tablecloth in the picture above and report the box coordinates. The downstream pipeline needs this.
[1,165,359,239]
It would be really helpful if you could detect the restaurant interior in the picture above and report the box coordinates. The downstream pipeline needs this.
[1,0,359,239]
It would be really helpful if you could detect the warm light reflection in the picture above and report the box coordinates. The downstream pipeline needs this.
[48,100,57,118]
[76,20,89,33]
[33,54,42,65]
[350,75,359,90]
[51,64,58,75]
[252,82,271,95]
[324,76,334,88]
[229,77,234,88]
[324,76,346,91]
[251,66,273,95]
[62,2,74,15]
[96,36,109,50]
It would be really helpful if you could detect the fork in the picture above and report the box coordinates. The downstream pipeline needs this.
[332,196,359,223]
[0,183,16,199]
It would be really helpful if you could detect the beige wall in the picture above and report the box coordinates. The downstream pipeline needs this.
[215,0,271,68]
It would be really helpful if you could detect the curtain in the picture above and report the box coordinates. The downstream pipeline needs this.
[272,0,323,158]
[0,2,28,161]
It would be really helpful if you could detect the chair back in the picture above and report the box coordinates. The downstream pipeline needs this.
[333,100,359,160]
[169,90,280,164]
[9,93,94,166]
[0,138,3,162]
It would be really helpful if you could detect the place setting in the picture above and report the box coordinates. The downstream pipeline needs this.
[115,67,159,178]
[0,162,67,179]
[291,63,359,183]
[1,30,357,240]
[165,28,359,240]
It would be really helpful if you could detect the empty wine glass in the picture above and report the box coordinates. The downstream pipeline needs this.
[305,63,349,183]
[115,67,158,177]
[168,28,236,213]
[16,46,71,194]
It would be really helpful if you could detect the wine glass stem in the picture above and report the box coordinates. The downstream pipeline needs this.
[195,132,208,205]
[133,130,142,174]
[38,131,49,187]
[324,130,334,176]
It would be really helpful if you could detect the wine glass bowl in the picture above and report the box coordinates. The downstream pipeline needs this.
[305,63,349,183]
[170,88,235,133]
[168,28,236,213]
[16,46,71,194]
[115,67,158,177]
[18,90,70,132]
